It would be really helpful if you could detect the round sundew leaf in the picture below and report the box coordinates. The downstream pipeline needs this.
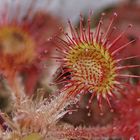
[22,133,42,140]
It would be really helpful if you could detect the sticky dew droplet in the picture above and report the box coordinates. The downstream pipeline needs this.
[68,111,73,115]
[87,112,91,117]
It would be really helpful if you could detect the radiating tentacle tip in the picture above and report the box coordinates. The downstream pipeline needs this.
[58,26,64,32]
[113,12,118,17]
[100,32,104,35]
[43,50,48,54]
[128,24,133,28]
[48,82,53,86]
[137,98,140,102]
[99,104,103,113]
[86,105,89,109]
[89,9,93,16]
[130,36,140,43]
[53,34,58,38]
[87,18,91,22]
[87,112,91,117]
[68,111,73,115]
[110,108,114,113]
[83,28,86,32]
[88,100,92,104]
[99,20,103,25]
[65,32,68,36]
[76,105,80,109]
[101,12,106,16]
[67,19,71,24]
[100,112,104,116]
[80,12,83,18]
[113,26,117,30]
[47,37,52,41]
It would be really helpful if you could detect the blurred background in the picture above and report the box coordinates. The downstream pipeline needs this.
[0,0,139,23]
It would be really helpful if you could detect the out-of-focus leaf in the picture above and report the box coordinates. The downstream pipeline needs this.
[22,133,42,140]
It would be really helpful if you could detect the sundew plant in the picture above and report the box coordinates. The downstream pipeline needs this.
[0,0,140,140]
